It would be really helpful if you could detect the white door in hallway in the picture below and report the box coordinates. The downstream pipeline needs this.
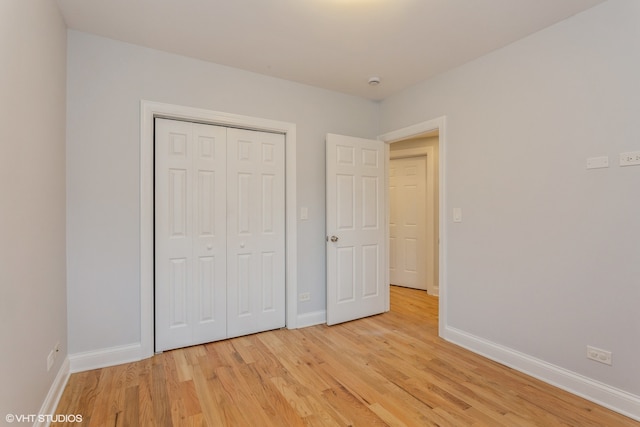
[389,156,427,290]
[155,119,285,352]
[326,133,386,325]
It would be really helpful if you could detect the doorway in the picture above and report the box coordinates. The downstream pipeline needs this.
[379,116,446,336]
[388,134,439,295]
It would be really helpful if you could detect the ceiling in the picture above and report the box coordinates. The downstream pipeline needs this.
[55,0,605,101]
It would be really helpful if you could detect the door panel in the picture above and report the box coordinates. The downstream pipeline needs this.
[362,244,380,297]
[169,258,187,326]
[192,125,228,343]
[326,133,386,325]
[155,119,228,351]
[226,128,286,338]
[197,256,216,321]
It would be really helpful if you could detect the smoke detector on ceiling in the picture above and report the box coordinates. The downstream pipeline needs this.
[368,76,381,86]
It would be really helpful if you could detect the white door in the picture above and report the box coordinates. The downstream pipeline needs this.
[155,120,285,352]
[226,128,286,338]
[155,119,228,351]
[389,156,427,290]
[326,133,386,325]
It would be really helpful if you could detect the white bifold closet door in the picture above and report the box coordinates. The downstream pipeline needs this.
[155,118,285,352]
[225,128,286,338]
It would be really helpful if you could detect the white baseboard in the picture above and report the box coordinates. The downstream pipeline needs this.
[296,310,326,328]
[443,325,640,422]
[68,343,143,373]
[35,357,70,427]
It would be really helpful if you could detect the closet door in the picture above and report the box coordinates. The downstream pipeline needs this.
[155,119,228,352]
[226,128,286,338]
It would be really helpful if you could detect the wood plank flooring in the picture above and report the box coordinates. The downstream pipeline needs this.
[54,286,639,426]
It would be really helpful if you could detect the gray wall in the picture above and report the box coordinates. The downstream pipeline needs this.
[66,31,380,353]
[381,0,640,395]
[0,0,68,418]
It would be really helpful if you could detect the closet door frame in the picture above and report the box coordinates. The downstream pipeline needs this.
[140,100,297,358]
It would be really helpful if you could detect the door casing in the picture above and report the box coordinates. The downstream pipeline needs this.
[140,100,297,358]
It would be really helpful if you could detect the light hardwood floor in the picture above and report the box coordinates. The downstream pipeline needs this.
[54,286,639,426]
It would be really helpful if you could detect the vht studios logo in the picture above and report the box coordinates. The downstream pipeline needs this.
[5,413,83,423]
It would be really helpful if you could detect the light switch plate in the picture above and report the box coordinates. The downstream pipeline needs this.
[453,208,462,223]
[586,156,609,169]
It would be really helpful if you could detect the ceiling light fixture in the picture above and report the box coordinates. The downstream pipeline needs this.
[368,76,381,86]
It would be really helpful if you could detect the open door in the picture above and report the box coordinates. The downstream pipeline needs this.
[326,133,387,325]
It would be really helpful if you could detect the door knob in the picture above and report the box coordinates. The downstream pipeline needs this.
[206,244,213,250]
[330,236,339,242]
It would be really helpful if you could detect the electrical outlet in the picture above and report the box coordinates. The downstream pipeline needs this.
[586,346,612,366]
[619,151,640,166]
[299,292,310,302]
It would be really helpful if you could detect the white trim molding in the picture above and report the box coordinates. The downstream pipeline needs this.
[140,100,298,359]
[296,310,327,328]
[68,344,142,373]
[35,358,70,427]
[444,326,640,422]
